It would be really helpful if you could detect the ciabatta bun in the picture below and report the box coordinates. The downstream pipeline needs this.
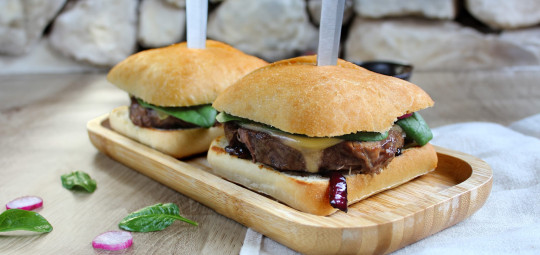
[110,106,223,158]
[207,136,438,216]
[213,55,434,137]
[107,40,267,107]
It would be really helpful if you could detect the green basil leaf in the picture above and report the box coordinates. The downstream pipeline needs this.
[396,112,433,146]
[0,209,53,233]
[61,171,97,193]
[218,112,388,141]
[137,98,217,128]
[119,203,197,232]
[338,131,389,141]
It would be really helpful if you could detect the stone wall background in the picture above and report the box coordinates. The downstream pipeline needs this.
[1,0,539,74]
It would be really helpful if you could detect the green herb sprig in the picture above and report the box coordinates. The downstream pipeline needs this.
[216,112,389,142]
[0,209,53,233]
[397,112,433,146]
[119,203,197,232]
[61,171,97,193]
[137,98,217,128]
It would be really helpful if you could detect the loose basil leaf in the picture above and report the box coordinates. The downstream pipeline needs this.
[0,209,53,233]
[61,171,97,193]
[338,131,388,141]
[396,112,433,146]
[119,203,197,232]
[137,98,217,128]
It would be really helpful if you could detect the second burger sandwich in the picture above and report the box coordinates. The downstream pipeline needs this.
[107,40,267,158]
[208,56,438,216]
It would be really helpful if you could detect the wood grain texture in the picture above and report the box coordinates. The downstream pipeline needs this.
[88,114,492,255]
[0,74,245,255]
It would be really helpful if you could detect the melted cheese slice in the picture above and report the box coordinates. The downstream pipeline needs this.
[240,123,342,173]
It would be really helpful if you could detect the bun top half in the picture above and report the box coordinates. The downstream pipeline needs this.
[213,55,434,137]
[107,40,267,107]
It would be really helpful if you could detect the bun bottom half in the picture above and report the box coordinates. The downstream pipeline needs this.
[207,136,438,216]
[109,106,224,158]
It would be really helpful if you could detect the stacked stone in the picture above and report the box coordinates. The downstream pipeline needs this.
[345,0,540,71]
[1,0,539,73]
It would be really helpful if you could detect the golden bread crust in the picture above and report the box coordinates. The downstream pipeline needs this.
[109,106,224,158]
[107,40,267,107]
[213,55,434,136]
[207,136,438,216]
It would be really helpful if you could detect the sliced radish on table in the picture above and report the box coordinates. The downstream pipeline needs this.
[92,231,133,251]
[6,196,43,210]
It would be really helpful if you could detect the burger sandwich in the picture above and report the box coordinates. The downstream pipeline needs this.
[207,55,438,215]
[107,40,267,158]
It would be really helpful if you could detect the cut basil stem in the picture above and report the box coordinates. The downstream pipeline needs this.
[119,203,197,232]
[396,112,433,146]
[0,209,53,233]
[61,171,97,193]
[137,98,217,128]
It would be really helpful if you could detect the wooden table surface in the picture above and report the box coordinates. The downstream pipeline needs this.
[1,69,539,254]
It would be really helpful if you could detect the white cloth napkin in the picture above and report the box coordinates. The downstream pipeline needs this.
[240,114,540,255]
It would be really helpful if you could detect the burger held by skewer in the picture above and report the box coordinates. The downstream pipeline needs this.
[207,55,437,216]
[107,40,267,158]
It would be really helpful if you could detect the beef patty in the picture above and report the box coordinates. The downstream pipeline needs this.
[224,122,405,175]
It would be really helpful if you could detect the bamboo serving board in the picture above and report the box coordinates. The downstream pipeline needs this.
[87,114,492,255]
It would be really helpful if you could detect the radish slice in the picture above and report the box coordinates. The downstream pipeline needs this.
[92,231,133,251]
[398,113,413,120]
[6,196,43,210]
